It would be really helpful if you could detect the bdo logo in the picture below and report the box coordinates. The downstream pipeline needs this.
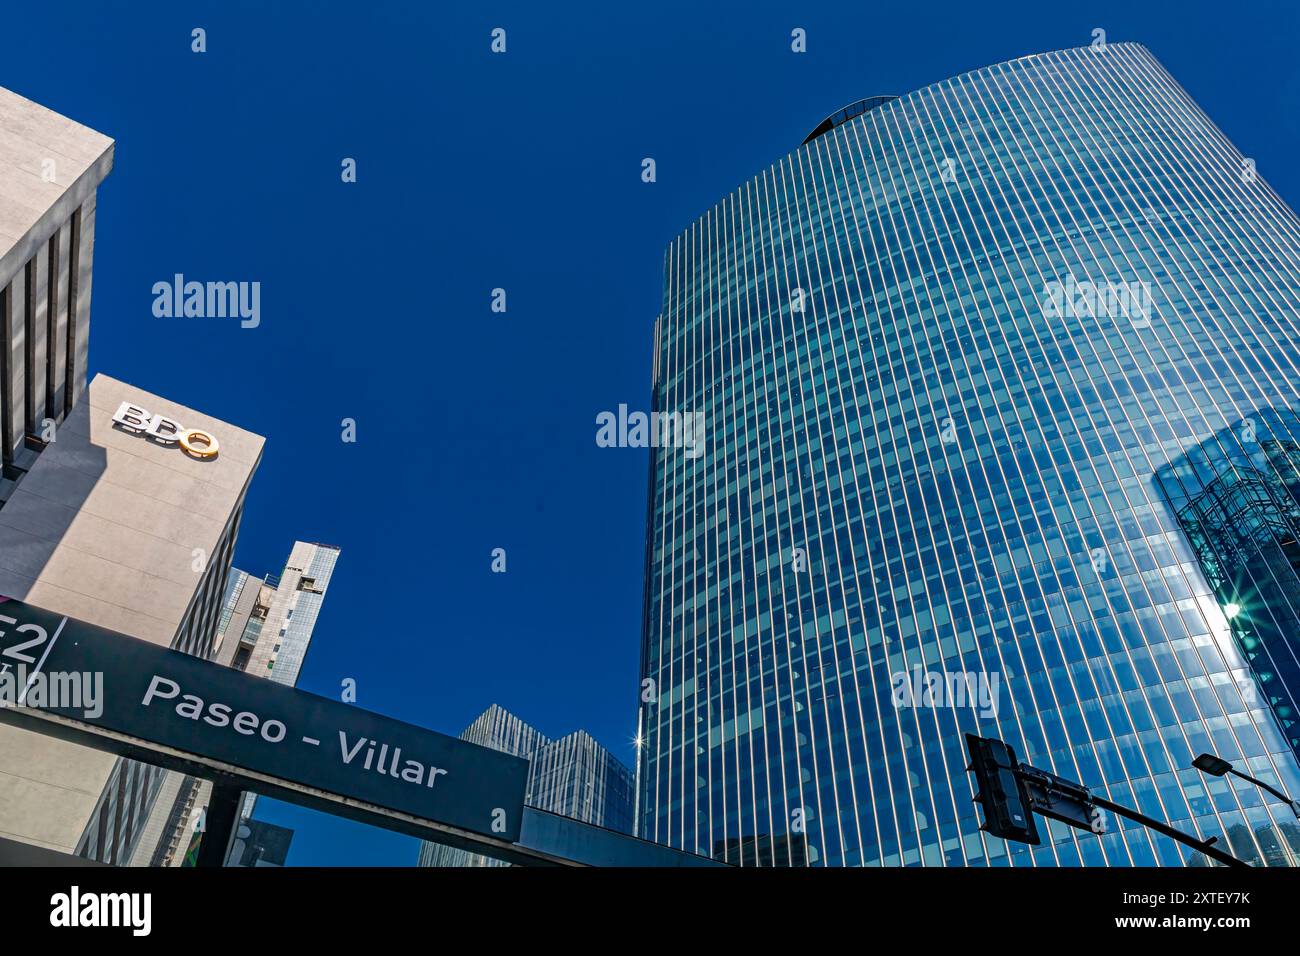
[112,402,220,460]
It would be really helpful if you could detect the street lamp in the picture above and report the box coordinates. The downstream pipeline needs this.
[1193,752,1300,820]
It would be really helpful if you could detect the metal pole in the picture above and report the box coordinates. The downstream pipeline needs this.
[1090,794,1248,868]
[632,709,643,840]
[1228,768,1300,819]
[195,783,243,868]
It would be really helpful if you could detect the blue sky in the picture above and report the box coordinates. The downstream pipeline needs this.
[3,0,1298,864]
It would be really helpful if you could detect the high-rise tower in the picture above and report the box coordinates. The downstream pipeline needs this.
[638,43,1300,867]
[0,85,112,498]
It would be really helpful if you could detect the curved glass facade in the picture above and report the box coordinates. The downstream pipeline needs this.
[638,42,1300,866]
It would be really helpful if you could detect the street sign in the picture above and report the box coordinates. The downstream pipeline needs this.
[0,598,529,843]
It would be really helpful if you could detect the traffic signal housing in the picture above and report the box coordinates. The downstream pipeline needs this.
[965,733,1040,845]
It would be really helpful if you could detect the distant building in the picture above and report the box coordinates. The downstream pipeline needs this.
[126,542,340,867]
[417,705,634,866]
[245,541,341,688]
[212,567,276,672]
[228,819,295,868]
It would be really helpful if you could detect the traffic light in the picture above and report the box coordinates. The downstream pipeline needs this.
[965,733,1040,845]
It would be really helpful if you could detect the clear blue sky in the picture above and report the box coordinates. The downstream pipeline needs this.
[3,0,1298,864]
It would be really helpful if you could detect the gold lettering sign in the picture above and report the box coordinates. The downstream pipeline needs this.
[178,429,219,459]
[112,401,220,460]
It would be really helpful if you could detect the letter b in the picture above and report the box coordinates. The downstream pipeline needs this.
[113,402,151,431]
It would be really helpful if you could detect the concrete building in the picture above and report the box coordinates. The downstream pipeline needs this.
[0,374,264,861]
[0,84,283,866]
[418,705,635,867]
[0,84,112,502]
[213,566,275,671]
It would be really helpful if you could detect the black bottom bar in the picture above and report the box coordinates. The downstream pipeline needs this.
[0,863,1283,942]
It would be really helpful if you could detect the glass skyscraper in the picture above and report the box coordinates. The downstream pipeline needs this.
[637,42,1300,867]
[418,705,635,866]
[1157,409,1300,763]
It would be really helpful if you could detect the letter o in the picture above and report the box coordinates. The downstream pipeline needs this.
[261,720,286,743]
[178,428,220,459]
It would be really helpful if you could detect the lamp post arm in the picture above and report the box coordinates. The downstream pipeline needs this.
[1227,768,1300,820]
[1229,768,1292,805]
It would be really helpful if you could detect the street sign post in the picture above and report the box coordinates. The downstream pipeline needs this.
[0,598,726,867]
[0,597,529,844]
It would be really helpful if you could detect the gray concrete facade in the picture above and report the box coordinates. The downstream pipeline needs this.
[0,85,113,494]
[0,374,264,856]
